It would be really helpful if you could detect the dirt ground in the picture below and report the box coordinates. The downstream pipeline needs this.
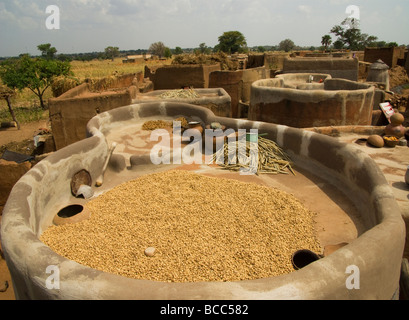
[0,120,49,149]
[0,119,48,300]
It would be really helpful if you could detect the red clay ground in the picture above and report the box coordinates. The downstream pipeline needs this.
[0,120,48,300]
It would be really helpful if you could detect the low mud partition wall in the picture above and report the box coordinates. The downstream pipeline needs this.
[132,88,232,117]
[49,88,135,150]
[0,102,405,299]
[283,57,359,81]
[49,73,148,150]
[249,78,375,128]
[209,66,267,118]
[144,64,221,90]
[276,73,332,89]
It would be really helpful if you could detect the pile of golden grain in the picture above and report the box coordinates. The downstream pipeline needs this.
[142,117,188,131]
[41,170,321,283]
[158,88,200,100]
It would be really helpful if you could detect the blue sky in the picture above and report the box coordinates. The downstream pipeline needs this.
[0,0,408,57]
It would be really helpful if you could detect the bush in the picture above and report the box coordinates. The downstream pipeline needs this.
[51,76,80,97]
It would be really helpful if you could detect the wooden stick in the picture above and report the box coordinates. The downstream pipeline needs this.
[95,142,117,187]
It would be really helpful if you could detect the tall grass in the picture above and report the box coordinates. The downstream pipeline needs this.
[70,57,170,81]
[0,105,48,124]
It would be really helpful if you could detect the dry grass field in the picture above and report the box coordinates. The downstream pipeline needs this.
[0,58,171,124]
[69,57,170,81]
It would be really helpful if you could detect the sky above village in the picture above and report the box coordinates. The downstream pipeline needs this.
[0,0,408,57]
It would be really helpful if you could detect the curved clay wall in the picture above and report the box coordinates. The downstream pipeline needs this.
[209,66,267,118]
[276,73,332,89]
[249,78,375,128]
[283,57,359,81]
[132,88,232,117]
[1,102,405,300]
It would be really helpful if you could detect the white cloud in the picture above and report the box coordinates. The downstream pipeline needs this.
[0,1,42,30]
[297,5,312,14]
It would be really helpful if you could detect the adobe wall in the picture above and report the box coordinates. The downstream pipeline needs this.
[86,72,143,91]
[132,88,232,117]
[209,66,267,118]
[49,87,135,150]
[283,57,359,81]
[364,47,406,68]
[144,64,221,90]
[57,82,90,99]
[56,73,142,99]
[249,78,375,128]
[406,53,409,73]
[0,160,31,215]
[48,73,150,150]
[264,52,290,72]
[247,54,265,69]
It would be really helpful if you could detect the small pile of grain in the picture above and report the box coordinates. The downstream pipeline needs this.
[176,117,188,128]
[158,88,200,100]
[142,117,188,131]
[172,52,238,71]
[142,120,171,131]
[40,170,321,283]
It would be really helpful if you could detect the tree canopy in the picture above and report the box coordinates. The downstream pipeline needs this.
[0,54,71,109]
[321,35,332,51]
[174,47,183,55]
[197,43,211,54]
[149,42,166,58]
[217,31,247,54]
[278,39,295,52]
[37,43,57,60]
[104,46,119,61]
[330,19,378,50]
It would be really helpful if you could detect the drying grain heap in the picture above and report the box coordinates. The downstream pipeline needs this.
[41,170,321,283]
[158,88,200,100]
[172,52,238,71]
[141,117,188,131]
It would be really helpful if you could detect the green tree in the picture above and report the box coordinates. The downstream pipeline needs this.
[279,39,295,52]
[333,40,344,50]
[37,43,57,60]
[217,31,247,54]
[198,43,211,54]
[0,54,71,109]
[321,35,332,51]
[105,46,119,61]
[174,47,183,55]
[386,42,399,48]
[369,41,399,48]
[164,47,172,59]
[330,19,378,50]
[257,46,266,53]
